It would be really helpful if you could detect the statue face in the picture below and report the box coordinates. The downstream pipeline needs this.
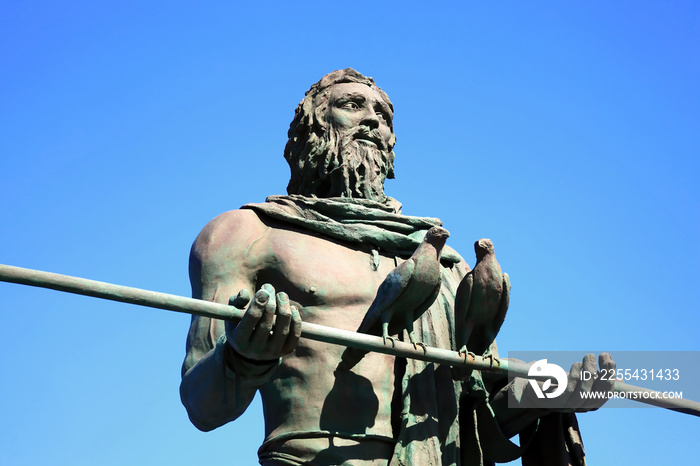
[284,78,396,200]
[327,83,394,151]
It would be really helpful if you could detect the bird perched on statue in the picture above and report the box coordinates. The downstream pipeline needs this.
[455,238,510,362]
[337,226,450,371]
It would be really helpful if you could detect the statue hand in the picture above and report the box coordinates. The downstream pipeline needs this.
[225,284,302,362]
[515,353,617,413]
[560,352,616,412]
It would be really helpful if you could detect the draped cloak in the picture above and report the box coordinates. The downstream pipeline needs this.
[242,194,587,466]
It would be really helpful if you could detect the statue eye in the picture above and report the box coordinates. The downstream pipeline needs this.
[341,101,361,110]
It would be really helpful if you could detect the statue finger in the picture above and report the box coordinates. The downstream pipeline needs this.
[585,353,616,410]
[579,353,597,393]
[229,289,252,309]
[225,289,253,339]
[573,354,598,411]
[597,352,616,390]
[564,361,583,409]
[232,287,271,345]
[268,292,292,353]
[250,285,277,347]
[281,305,302,355]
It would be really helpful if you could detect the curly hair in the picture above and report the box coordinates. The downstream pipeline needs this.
[284,69,396,197]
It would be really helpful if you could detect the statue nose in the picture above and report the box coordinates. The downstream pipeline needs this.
[360,109,380,129]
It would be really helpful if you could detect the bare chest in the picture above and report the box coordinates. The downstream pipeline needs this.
[255,228,399,328]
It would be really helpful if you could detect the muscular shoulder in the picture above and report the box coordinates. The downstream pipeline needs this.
[190,209,269,296]
[193,209,267,257]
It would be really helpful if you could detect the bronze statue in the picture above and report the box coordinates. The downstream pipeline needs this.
[179,69,615,465]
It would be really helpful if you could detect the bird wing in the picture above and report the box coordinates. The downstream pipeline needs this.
[385,270,442,336]
[454,273,474,351]
[337,258,416,371]
[454,273,473,325]
[481,272,510,352]
[493,272,510,334]
[355,258,415,336]
[414,276,442,318]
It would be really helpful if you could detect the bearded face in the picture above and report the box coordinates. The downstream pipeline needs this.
[316,124,394,201]
[285,80,396,202]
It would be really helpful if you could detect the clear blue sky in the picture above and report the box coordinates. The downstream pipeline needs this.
[1,1,698,464]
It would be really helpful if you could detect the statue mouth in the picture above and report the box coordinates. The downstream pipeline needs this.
[354,129,385,149]
[356,137,377,147]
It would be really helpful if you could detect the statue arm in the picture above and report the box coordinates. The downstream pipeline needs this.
[179,210,284,431]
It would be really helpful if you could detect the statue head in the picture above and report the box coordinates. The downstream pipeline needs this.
[284,68,397,201]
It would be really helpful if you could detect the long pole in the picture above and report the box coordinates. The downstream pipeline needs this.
[1,263,698,417]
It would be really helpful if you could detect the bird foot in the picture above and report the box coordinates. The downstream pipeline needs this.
[413,342,428,355]
[383,335,396,348]
[457,346,476,364]
[483,353,501,368]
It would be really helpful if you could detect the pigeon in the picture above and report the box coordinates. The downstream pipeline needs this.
[455,238,510,361]
[338,226,450,370]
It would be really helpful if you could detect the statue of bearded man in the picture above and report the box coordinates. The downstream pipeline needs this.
[284,68,396,201]
[180,69,613,466]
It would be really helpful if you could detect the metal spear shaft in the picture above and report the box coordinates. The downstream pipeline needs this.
[1,263,698,417]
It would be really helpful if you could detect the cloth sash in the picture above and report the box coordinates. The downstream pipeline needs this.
[242,195,461,264]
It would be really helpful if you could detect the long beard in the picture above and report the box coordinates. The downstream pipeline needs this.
[315,128,392,201]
